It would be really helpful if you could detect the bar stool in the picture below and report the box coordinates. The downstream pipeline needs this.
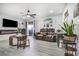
[17,36,27,48]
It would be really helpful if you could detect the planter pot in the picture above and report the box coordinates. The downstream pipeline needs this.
[17,33,22,36]
[63,34,77,42]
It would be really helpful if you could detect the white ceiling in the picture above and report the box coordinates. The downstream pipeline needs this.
[0,3,67,19]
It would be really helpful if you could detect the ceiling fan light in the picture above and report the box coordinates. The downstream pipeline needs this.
[27,15,30,17]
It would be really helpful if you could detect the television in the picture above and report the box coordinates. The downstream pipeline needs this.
[3,18,18,27]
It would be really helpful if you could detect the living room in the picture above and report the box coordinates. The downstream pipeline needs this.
[0,3,79,56]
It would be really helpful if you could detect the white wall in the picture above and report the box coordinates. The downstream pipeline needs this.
[74,16,79,35]
[50,14,63,32]
[35,14,63,32]
[35,17,44,32]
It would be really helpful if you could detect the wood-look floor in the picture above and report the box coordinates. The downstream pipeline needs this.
[0,36,79,56]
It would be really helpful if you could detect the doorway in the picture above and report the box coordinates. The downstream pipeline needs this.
[26,21,35,36]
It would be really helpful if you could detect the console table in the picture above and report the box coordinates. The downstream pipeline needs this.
[0,30,17,35]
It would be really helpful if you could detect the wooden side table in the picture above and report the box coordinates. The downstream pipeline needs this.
[64,42,77,56]
[63,35,78,56]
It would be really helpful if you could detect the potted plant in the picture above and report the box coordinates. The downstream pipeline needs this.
[17,28,22,34]
[60,20,77,42]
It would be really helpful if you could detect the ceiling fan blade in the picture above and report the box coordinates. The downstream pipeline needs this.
[32,14,36,15]
[20,9,36,18]
[30,15,35,18]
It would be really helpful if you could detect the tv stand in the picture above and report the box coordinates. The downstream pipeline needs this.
[0,30,17,35]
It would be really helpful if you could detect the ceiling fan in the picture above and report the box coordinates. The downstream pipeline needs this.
[21,10,36,18]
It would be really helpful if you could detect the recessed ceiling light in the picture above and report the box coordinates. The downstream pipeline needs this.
[49,10,53,14]
[23,16,26,19]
